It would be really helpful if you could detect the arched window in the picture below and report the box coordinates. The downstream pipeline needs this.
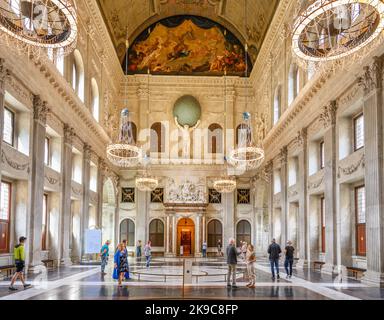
[273,86,282,125]
[149,219,164,247]
[236,220,251,247]
[73,50,85,102]
[120,219,135,247]
[150,122,165,153]
[91,78,100,122]
[129,121,137,144]
[208,124,223,154]
[288,64,300,106]
[236,124,252,146]
[207,220,222,247]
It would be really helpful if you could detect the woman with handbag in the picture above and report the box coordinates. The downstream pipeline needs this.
[245,244,256,288]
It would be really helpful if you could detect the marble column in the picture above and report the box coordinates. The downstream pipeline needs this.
[27,96,49,269]
[266,161,274,242]
[195,214,201,256]
[359,58,384,287]
[223,191,235,246]
[172,215,177,256]
[96,158,105,228]
[0,59,9,185]
[320,101,338,274]
[296,128,309,268]
[80,144,91,260]
[59,124,74,265]
[138,85,149,152]
[280,146,288,247]
[202,214,206,243]
[136,189,148,244]
[113,177,120,249]
[164,213,171,256]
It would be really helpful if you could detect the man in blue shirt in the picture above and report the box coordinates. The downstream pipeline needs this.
[100,240,110,275]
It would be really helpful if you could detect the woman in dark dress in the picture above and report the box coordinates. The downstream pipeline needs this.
[114,243,129,287]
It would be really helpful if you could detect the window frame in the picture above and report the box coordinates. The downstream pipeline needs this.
[320,196,326,253]
[149,219,164,247]
[355,185,366,256]
[319,140,325,170]
[236,220,251,247]
[3,107,15,147]
[207,219,222,247]
[0,181,12,254]
[353,113,364,152]
[44,136,50,166]
[41,193,48,251]
[119,219,135,247]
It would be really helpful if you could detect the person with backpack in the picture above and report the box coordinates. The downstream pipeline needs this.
[144,240,152,268]
[268,238,282,280]
[9,236,31,291]
[226,238,238,288]
[284,240,295,279]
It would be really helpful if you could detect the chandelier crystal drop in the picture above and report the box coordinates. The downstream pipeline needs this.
[229,112,265,171]
[106,108,142,168]
[0,0,78,55]
[292,0,384,63]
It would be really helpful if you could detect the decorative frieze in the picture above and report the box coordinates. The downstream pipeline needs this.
[337,153,365,179]
[1,149,30,173]
[0,58,10,92]
[44,174,60,186]
[308,176,324,191]
[357,57,382,95]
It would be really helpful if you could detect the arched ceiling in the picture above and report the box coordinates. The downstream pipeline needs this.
[96,0,279,64]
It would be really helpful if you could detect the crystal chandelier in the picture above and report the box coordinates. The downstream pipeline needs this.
[135,156,158,192]
[213,157,237,193]
[0,0,77,55]
[292,0,384,63]
[106,108,142,168]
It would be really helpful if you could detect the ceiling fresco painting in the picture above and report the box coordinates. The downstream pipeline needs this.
[125,16,251,76]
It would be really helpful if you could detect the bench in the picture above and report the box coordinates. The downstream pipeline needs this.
[41,259,55,270]
[313,261,325,271]
[346,267,366,280]
[0,265,16,279]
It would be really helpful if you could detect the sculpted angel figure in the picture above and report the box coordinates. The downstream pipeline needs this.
[175,116,201,159]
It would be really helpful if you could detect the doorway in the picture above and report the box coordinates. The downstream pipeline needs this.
[177,218,195,256]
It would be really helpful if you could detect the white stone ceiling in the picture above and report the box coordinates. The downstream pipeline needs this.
[97,0,279,63]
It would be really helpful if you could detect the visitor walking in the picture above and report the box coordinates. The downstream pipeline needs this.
[284,240,295,279]
[202,241,207,258]
[268,238,282,280]
[100,240,110,275]
[9,236,31,291]
[144,240,152,268]
[245,244,256,288]
[241,241,248,261]
[226,238,238,288]
[136,240,142,259]
[217,239,223,257]
[113,243,129,287]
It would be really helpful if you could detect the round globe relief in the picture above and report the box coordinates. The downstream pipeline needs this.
[173,95,202,127]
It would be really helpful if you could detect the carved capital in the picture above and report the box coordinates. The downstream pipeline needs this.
[0,58,10,92]
[33,95,49,125]
[296,128,307,147]
[357,57,382,95]
[319,100,338,129]
[83,143,92,162]
[63,124,75,146]
[279,146,288,165]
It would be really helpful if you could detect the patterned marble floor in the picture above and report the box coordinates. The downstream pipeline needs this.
[0,257,383,300]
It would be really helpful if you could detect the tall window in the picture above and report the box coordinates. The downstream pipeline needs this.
[320,141,325,169]
[354,114,364,151]
[89,165,98,192]
[355,186,366,256]
[150,122,165,153]
[321,196,325,253]
[207,220,222,247]
[41,194,48,250]
[91,78,100,122]
[3,107,14,146]
[288,64,300,105]
[0,181,11,254]
[208,124,223,154]
[149,219,164,247]
[44,137,50,166]
[120,219,135,247]
[273,86,282,125]
[236,220,251,247]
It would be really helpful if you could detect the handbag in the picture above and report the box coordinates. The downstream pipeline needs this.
[112,267,119,280]
[124,271,130,279]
